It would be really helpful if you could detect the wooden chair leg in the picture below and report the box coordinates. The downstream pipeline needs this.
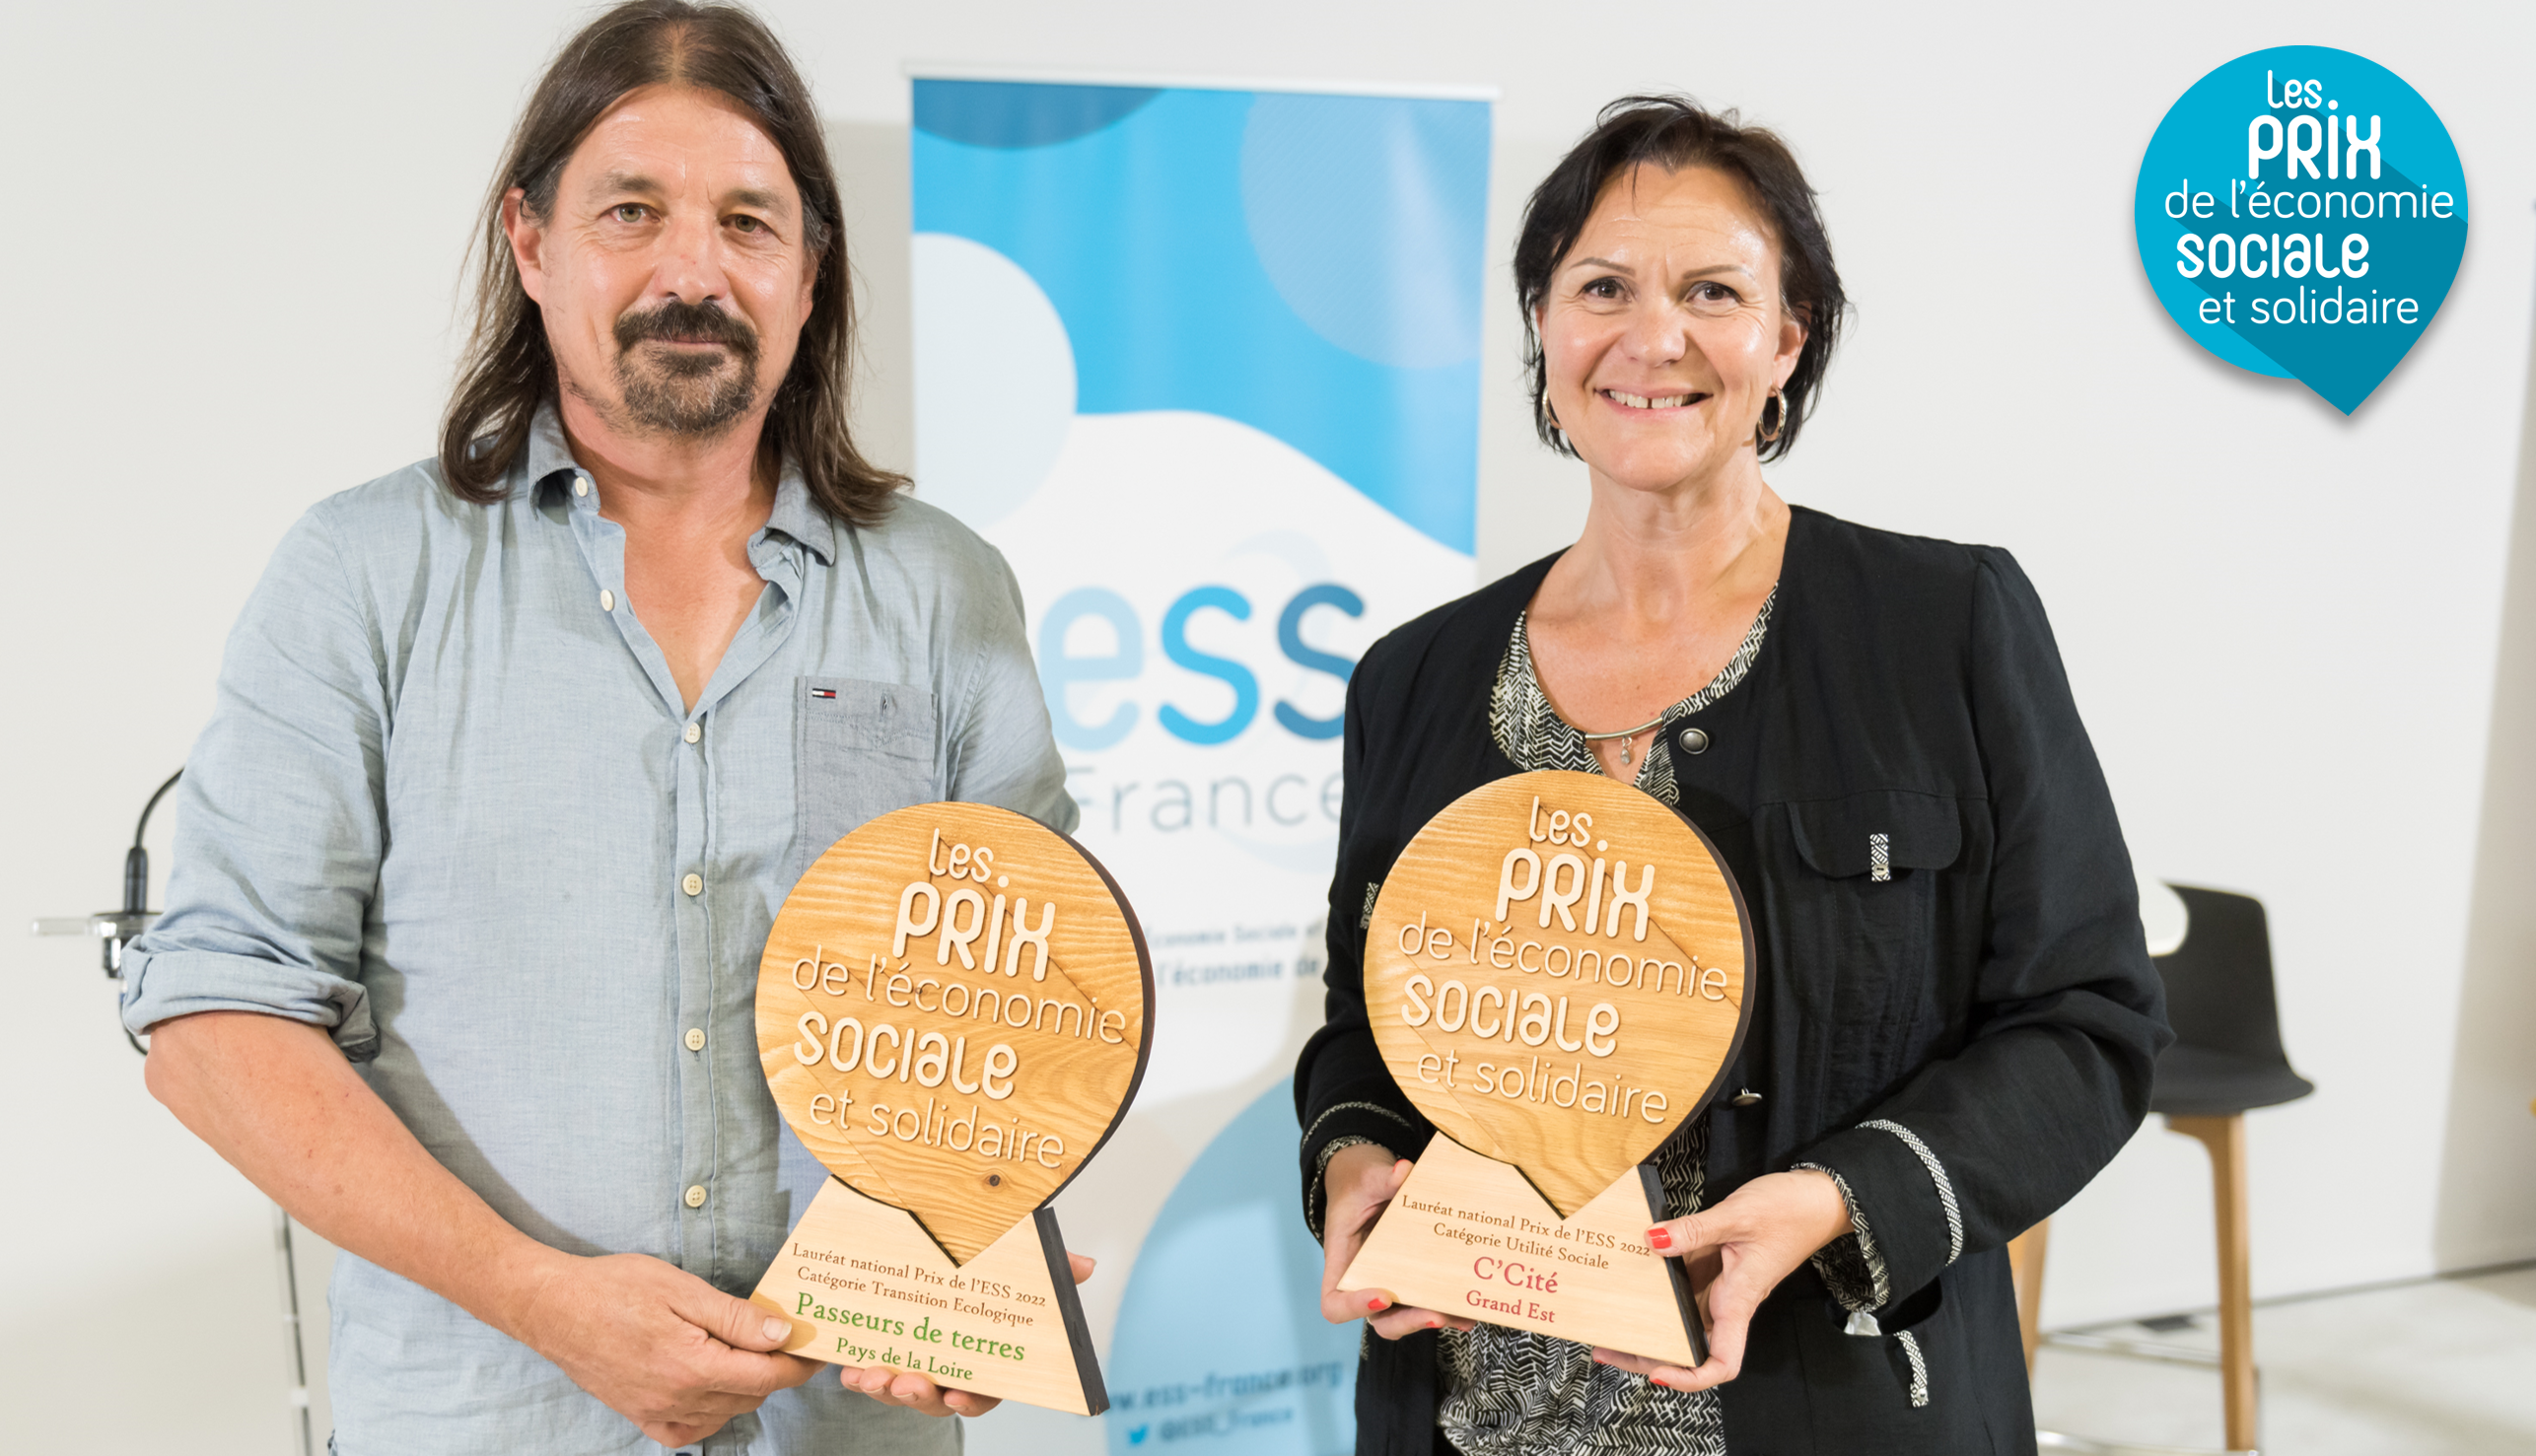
[2169,1114,2257,1452]
[2008,1217,2049,1376]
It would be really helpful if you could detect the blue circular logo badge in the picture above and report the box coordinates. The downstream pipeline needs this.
[2136,46,2467,414]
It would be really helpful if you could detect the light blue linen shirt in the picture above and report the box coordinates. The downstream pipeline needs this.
[123,408,1075,1455]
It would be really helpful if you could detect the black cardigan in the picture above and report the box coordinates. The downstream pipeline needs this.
[1295,507,2169,1455]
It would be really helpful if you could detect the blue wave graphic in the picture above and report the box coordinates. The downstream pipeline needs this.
[915,81,1161,148]
[913,83,1488,554]
[1102,1079,1358,1455]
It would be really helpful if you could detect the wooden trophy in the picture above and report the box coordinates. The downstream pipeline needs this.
[750,802,1153,1415]
[1338,770,1752,1366]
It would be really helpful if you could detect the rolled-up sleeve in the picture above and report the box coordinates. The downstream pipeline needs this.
[122,503,387,1060]
[1796,548,2170,1309]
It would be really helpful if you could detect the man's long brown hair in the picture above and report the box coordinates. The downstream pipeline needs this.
[440,0,902,523]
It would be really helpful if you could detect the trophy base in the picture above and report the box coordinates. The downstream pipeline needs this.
[1338,1134,1706,1367]
[750,1178,1107,1416]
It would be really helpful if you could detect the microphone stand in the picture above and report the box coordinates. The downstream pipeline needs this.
[33,769,317,1456]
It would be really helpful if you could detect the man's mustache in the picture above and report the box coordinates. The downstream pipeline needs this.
[614,301,760,364]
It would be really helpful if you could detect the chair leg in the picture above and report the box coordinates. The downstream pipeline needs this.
[2168,1114,2257,1452]
[2008,1217,2049,1376]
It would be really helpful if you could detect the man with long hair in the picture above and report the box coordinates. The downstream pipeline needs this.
[121,4,1074,1449]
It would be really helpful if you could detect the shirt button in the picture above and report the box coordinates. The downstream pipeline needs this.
[599,589,616,612]
[682,872,703,897]
[1678,728,1711,755]
[684,1184,708,1209]
[684,1027,706,1052]
[573,475,591,498]
[684,723,701,744]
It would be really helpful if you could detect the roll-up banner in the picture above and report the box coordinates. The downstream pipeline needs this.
[908,74,1492,1454]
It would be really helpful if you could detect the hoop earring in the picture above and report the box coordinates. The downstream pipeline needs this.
[1759,391,1786,444]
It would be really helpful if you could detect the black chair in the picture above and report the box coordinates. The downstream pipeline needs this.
[2015,885,2312,1454]
[2151,886,2315,1117]
[2147,885,2312,1453]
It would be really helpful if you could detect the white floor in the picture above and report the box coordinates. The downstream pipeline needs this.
[2030,1264,2536,1455]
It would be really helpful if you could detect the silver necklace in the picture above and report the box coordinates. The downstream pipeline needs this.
[1579,714,1667,765]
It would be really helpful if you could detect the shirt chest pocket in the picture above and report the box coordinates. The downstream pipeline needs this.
[793,677,942,876]
[1765,791,1965,1096]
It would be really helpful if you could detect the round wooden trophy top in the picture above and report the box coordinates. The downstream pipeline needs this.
[1365,770,1752,1217]
[757,802,1153,1264]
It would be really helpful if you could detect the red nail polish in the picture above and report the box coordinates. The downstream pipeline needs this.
[1368,1294,1389,1313]
[1648,1227,1672,1250]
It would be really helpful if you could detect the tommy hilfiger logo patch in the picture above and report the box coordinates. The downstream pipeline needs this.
[810,687,837,700]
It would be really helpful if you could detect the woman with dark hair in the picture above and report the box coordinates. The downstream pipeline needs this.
[1296,98,2166,1453]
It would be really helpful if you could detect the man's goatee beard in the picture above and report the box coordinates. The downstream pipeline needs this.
[612,299,763,436]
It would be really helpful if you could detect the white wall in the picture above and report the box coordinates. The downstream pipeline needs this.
[5,1,2530,1447]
